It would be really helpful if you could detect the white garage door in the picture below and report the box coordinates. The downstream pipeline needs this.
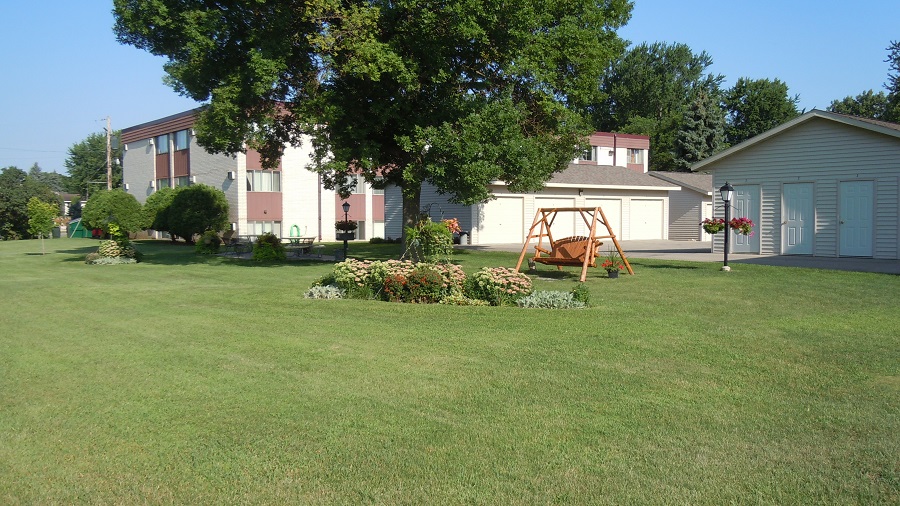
[629,199,665,240]
[535,197,576,239]
[585,198,622,239]
[478,197,525,243]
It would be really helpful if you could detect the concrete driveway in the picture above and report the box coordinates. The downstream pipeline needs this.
[460,240,900,275]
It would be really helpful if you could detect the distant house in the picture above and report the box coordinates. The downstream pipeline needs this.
[120,109,385,241]
[648,171,713,242]
[385,133,679,244]
[692,110,900,259]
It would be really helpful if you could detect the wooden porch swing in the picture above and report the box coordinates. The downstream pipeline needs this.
[514,207,634,282]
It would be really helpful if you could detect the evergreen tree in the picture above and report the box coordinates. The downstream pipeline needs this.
[884,40,900,122]
[674,90,725,171]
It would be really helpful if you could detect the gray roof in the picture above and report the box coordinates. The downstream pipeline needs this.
[648,171,712,194]
[545,164,678,189]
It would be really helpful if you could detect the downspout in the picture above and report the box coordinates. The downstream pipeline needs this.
[613,133,617,167]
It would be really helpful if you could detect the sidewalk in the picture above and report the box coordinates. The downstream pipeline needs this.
[460,240,900,275]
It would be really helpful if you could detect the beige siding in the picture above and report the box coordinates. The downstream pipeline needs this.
[705,118,900,258]
[667,189,704,241]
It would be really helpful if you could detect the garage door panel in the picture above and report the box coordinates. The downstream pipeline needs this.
[535,197,575,239]
[629,199,664,240]
[585,198,622,238]
[479,197,524,243]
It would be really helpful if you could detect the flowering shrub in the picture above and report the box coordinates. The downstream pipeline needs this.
[600,249,624,273]
[442,218,461,234]
[383,274,408,302]
[466,267,533,306]
[438,294,491,306]
[729,217,755,236]
[406,265,445,303]
[701,218,726,234]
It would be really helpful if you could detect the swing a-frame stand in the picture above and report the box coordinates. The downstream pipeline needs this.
[514,207,633,282]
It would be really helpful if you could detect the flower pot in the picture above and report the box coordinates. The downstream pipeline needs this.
[336,232,355,241]
[607,270,619,279]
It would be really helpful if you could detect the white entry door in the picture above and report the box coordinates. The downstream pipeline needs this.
[782,183,814,255]
[732,185,759,253]
[839,180,874,257]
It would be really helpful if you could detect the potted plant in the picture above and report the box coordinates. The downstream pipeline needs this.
[729,217,755,236]
[600,249,625,279]
[335,219,357,240]
[701,217,726,234]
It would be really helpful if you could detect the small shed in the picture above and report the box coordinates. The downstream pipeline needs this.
[68,218,92,238]
[692,110,900,259]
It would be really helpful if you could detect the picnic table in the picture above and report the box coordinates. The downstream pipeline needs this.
[283,236,317,256]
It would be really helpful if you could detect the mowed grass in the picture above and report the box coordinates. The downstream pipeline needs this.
[0,238,897,504]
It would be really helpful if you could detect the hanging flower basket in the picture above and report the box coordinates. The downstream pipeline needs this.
[335,220,358,232]
[701,218,726,234]
[729,217,755,236]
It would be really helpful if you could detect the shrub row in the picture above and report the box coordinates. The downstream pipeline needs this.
[310,259,559,306]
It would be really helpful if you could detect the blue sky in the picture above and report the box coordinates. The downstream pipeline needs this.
[1,1,898,174]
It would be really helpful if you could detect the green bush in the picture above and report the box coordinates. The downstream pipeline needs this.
[167,184,229,244]
[405,218,453,262]
[571,283,591,307]
[438,294,491,306]
[82,189,144,236]
[382,273,408,303]
[466,267,533,306]
[97,239,138,259]
[252,232,286,261]
[196,230,222,254]
[517,291,586,309]
[142,186,177,237]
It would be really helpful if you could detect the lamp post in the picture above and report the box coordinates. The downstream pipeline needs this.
[342,201,350,261]
[719,182,734,272]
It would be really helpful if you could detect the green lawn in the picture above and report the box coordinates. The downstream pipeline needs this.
[1,238,897,504]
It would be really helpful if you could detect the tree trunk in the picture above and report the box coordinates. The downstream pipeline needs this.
[401,182,422,260]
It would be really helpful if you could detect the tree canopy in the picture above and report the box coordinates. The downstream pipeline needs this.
[595,41,724,171]
[724,77,800,146]
[64,131,122,198]
[0,166,59,240]
[114,0,632,230]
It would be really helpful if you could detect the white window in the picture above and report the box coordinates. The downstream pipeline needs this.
[247,221,282,237]
[372,176,385,195]
[579,147,596,162]
[628,149,643,164]
[343,174,365,194]
[156,178,170,190]
[246,170,282,192]
[156,134,169,155]
[174,130,189,151]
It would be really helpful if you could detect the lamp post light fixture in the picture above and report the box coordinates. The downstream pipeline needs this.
[719,181,734,272]
[342,201,350,261]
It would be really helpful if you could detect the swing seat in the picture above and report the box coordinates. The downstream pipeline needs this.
[532,236,603,268]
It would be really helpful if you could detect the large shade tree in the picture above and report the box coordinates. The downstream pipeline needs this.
[724,77,800,146]
[64,131,122,198]
[0,166,59,240]
[113,0,632,234]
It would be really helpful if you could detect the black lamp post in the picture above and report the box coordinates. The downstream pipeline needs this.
[719,182,734,272]
[342,201,350,260]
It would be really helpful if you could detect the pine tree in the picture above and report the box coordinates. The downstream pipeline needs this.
[674,90,725,171]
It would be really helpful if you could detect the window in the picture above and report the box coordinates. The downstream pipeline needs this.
[344,174,365,194]
[579,147,595,162]
[246,170,282,192]
[627,148,643,164]
[156,134,169,155]
[175,176,190,187]
[174,130,189,151]
[156,178,170,190]
[372,176,385,195]
[247,221,282,238]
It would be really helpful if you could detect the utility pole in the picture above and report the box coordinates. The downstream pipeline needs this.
[105,116,112,190]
